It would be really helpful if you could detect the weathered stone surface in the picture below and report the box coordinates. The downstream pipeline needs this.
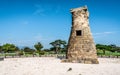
[64,6,99,64]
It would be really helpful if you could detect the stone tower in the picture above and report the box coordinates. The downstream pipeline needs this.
[65,6,99,64]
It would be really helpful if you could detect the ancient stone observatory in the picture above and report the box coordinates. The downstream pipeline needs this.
[65,6,99,64]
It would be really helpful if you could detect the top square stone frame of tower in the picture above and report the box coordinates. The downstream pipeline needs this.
[70,5,88,12]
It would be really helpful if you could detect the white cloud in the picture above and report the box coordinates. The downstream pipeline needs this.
[33,4,61,16]
[93,31,116,38]
[93,31,115,35]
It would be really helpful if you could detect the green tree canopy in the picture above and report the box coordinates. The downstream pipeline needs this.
[34,42,43,51]
[23,47,34,52]
[108,44,118,52]
[96,44,120,54]
[0,45,2,52]
[50,39,67,54]
[2,43,17,53]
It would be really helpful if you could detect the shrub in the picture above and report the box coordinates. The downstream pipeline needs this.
[18,51,24,56]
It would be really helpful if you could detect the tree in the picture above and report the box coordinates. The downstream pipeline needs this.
[108,44,117,52]
[23,47,35,55]
[0,46,2,53]
[61,44,67,53]
[43,49,50,51]
[61,40,67,53]
[96,44,120,55]
[96,44,107,55]
[116,47,120,52]
[50,39,67,54]
[23,47,32,52]
[2,43,17,53]
[34,42,43,56]
[15,47,20,51]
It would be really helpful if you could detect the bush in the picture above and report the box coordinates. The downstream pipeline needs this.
[25,52,34,55]
[18,51,24,56]
[39,51,45,55]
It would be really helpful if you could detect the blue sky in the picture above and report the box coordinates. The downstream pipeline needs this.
[0,0,120,48]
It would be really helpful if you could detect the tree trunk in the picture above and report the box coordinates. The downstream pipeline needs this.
[4,53,6,58]
[55,48,57,54]
[103,49,105,55]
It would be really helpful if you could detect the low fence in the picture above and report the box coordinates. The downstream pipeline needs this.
[98,55,120,58]
[0,54,66,59]
[0,54,120,59]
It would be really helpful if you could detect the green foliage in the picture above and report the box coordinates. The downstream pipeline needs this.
[17,51,24,56]
[34,42,43,51]
[42,49,53,55]
[0,46,2,52]
[34,42,43,56]
[108,44,120,52]
[97,50,120,56]
[1,42,120,57]
[96,44,120,56]
[5,53,16,56]
[50,39,67,54]
[97,44,118,53]
[15,47,20,51]
[39,51,45,55]
[23,47,34,52]
[2,43,17,53]
[96,44,107,54]
[23,47,35,55]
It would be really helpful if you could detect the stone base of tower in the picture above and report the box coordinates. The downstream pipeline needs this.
[61,58,99,64]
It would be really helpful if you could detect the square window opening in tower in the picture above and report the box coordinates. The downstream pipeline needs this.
[76,30,82,36]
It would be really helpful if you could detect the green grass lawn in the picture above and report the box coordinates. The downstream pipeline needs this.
[97,49,120,56]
